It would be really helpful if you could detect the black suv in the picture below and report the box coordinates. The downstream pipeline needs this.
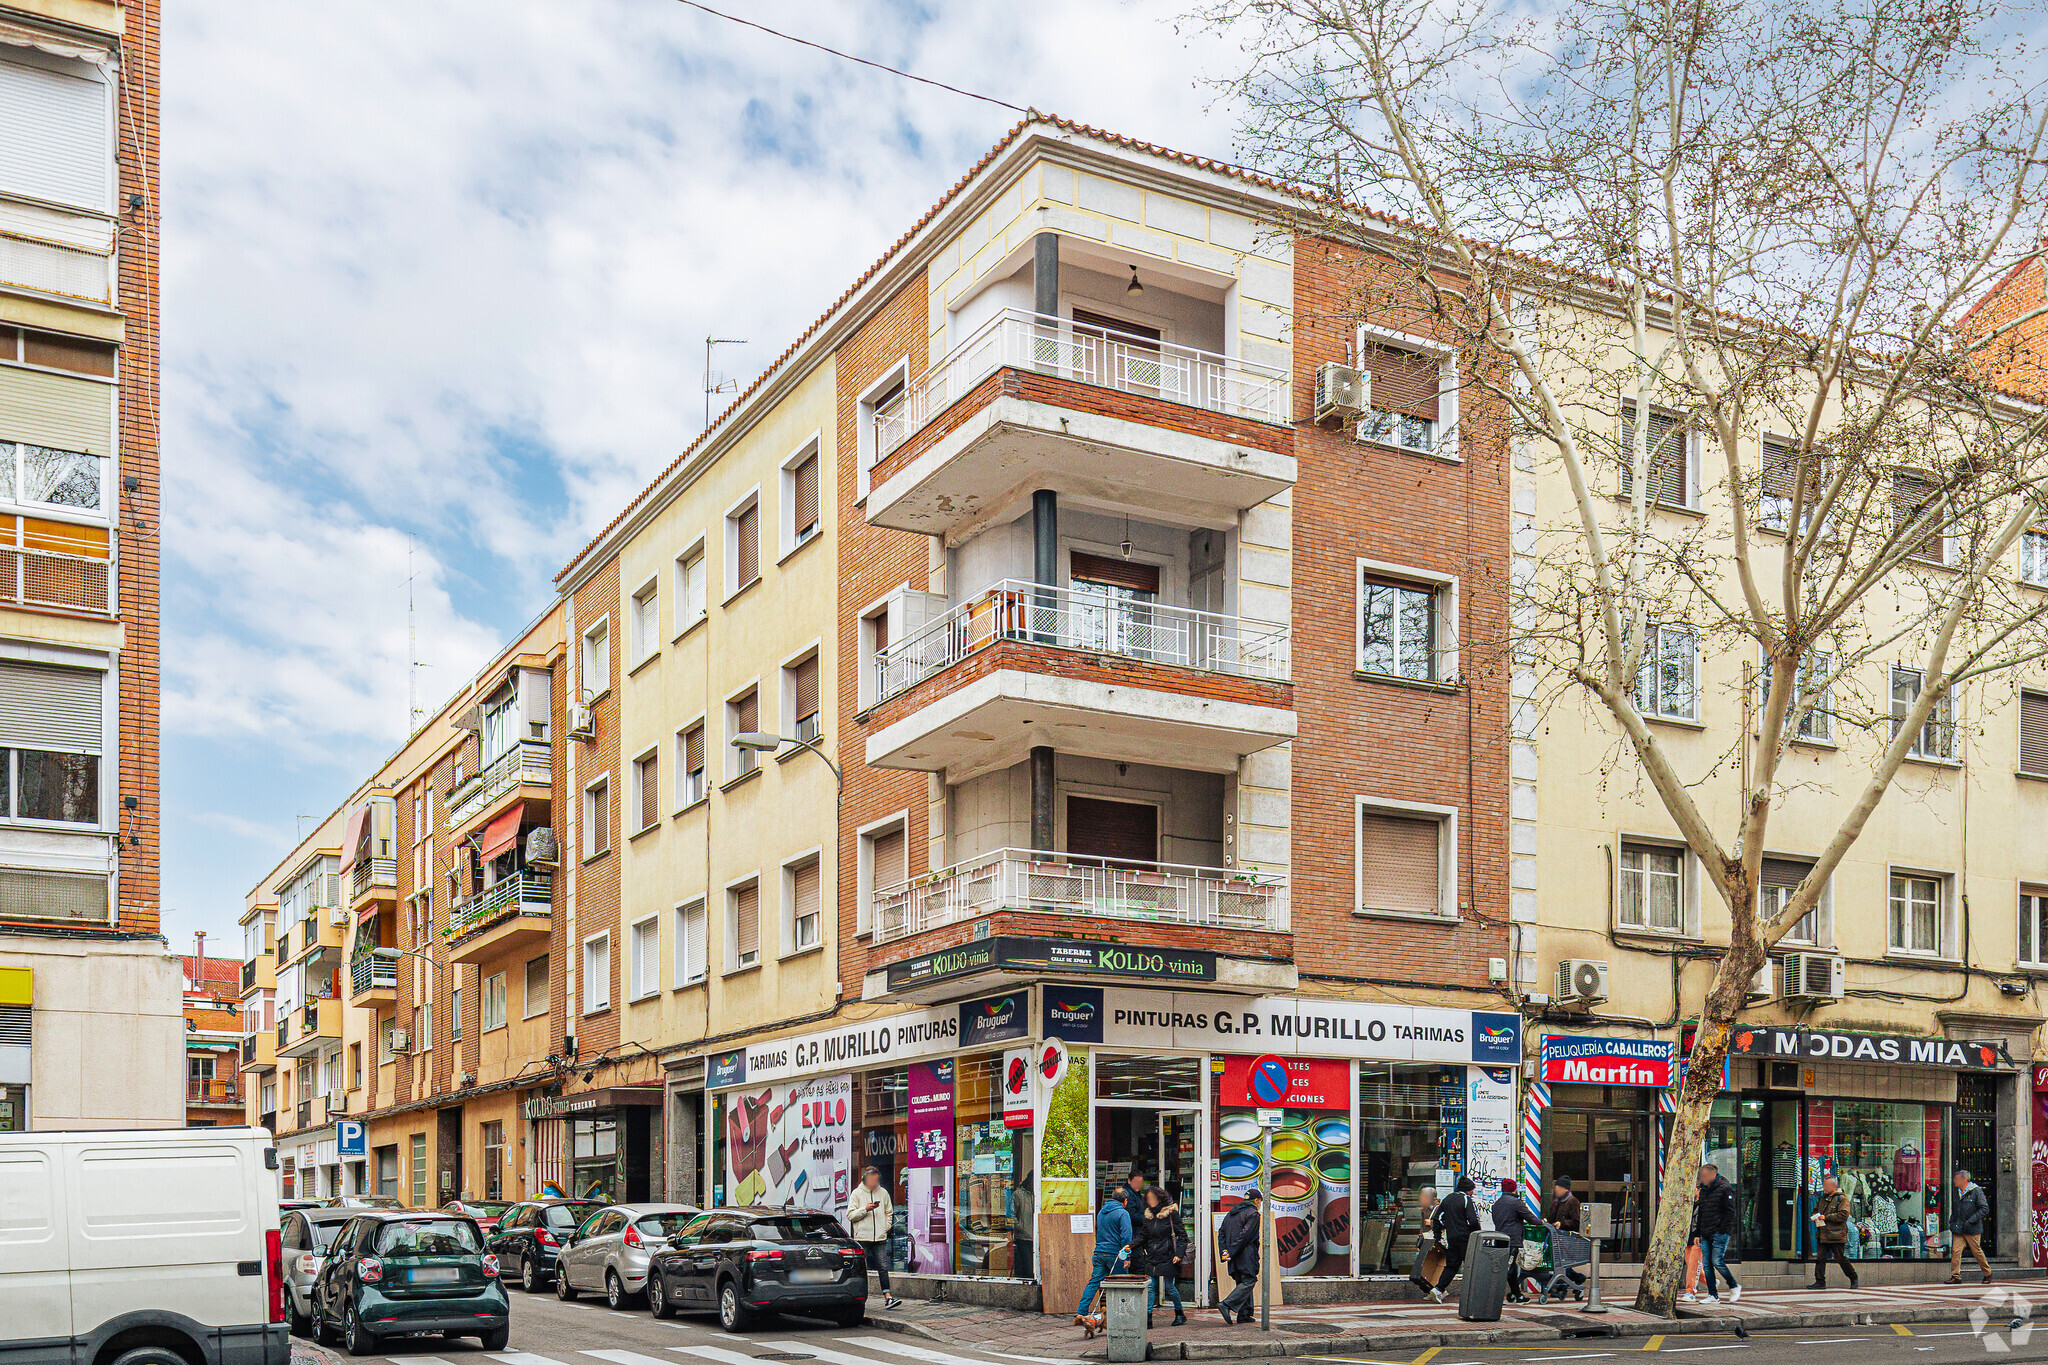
[486,1197,609,1292]
[646,1207,867,1332]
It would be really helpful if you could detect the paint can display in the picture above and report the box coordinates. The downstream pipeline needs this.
[1270,1131,1315,1166]
[1219,1114,1262,1146]
[1313,1117,1351,1150]
[1219,1146,1262,1207]
[1314,1148,1352,1256]
[1270,1163,1319,1276]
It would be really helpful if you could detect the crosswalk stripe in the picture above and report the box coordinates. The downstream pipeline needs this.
[588,1351,694,1365]
[667,1348,762,1365]
[769,1342,974,1365]
[846,1335,1070,1365]
[384,1357,459,1365]
[492,1353,566,1365]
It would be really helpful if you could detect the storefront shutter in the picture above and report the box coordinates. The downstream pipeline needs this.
[1071,551,1160,595]
[733,883,759,957]
[2023,691,2048,775]
[793,656,820,722]
[0,53,108,211]
[1362,344,1441,420]
[0,659,100,751]
[871,828,905,890]
[793,454,820,532]
[1360,810,1442,914]
[1065,796,1159,865]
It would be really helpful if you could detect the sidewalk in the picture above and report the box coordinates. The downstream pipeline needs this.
[866,1281,2031,1359]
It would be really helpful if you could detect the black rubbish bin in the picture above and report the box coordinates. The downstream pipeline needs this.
[1458,1232,1513,1322]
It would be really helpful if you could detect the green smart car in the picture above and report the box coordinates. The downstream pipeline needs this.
[311,1211,510,1355]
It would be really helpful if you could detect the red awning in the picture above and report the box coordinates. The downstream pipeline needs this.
[479,805,524,862]
[340,806,368,865]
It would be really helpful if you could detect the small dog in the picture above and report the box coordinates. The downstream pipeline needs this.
[1075,1311,1107,1338]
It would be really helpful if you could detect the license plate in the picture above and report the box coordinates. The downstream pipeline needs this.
[410,1267,461,1284]
[786,1268,836,1285]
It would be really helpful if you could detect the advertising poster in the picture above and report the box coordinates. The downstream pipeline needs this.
[1217,1054,1351,1276]
[721,1073,852,1214]
[1466,1066,1516,1222]
[907,1060,955,1273]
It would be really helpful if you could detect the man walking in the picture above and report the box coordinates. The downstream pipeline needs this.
[1076,1182,1136,1326]
[1809,1173,1859,1290]
[1947,1167,1993,1284]
[846,1166,901,1309]
[1549,1177,1586,1296]
[1685,1163,1742,1303]
[1430,1177,1481,1303]
[1218,1190,1261,1325]
[1491,1178,1540,1302]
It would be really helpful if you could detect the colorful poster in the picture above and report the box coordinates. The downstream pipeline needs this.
[1466,1065,1517,1220]
[908,1060,954,1169]
[908,1166,953,1272]
[721,1073,852,1214]
[1220,1054,1351,1109]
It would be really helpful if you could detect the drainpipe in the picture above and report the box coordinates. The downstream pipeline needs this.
[1030,746,1056,854]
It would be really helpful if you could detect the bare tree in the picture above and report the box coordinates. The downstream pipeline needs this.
[1194,0,2048,1313]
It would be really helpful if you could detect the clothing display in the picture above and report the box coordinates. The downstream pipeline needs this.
[1871,1197,1899,1235]
[1893,1146,1923,1193]
[1806,1155,1826,1193]
[1772,1143,1799,1188]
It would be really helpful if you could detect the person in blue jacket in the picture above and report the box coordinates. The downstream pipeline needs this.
[1075,1183,1137,1323]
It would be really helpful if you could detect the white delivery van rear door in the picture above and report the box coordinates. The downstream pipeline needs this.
[0,1142,70,1348]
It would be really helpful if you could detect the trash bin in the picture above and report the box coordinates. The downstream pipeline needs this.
[1458,1232,1513,1322]
[1102,1275,1151,1363]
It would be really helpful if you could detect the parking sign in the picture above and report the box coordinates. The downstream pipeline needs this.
[335,1119,366,1158]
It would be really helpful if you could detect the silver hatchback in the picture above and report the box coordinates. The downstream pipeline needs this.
[280,1206,360,1337]
[555,1202,700,1309]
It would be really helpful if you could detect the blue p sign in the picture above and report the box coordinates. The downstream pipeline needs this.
[336,1120,366,1157]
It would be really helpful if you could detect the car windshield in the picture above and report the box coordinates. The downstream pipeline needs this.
[635,1213,689,1237]
[544,1202,606,1229]
[462,1201,511,1216]
[748,1216,842,1243]
[309,1220,349,1251]
[373,1219,482,1257]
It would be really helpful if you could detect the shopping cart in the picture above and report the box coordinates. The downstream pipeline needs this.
[1535,1230,1592,1302]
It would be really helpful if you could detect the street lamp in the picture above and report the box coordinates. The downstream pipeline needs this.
[731,731,842,791]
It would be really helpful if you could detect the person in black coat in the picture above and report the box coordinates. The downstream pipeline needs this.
[1491,1179,1541,1302]
[1218,1191,1262,1326]
[1686,1164,1742,1302]
[1430,1178,1481,1301]
[1136,1187,1189,1326]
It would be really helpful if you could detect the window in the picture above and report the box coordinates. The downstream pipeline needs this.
[1619,402,1693,508]
[349,1043,363,1088]
[2023,691,2048,777]
[0,660,104,826]
[378,1018,394,1064]
[583,776,610,856]
[1634,624,1698,721]
[1619,841,1686,933]
[630,917,659,999]
[1889,873,1943,955]
[1893,473,1949,566]
[1759,434,1798,531]
[480,973,506,1031]
[726,689,759,780]
[410,1133,427,1208]
[632,749,659,833]
[726,493,760,595]
[0,54,111,212]
[629,578,658,664]
[860,819,907,937]
[786,653,821,745]
[1890,665,1955,760]
[1,441,106,513]
[581,618,610,697]
[1356,802,1454,917]
[1358,568,1454,682]
[1071,553,1161,660]
[729,880,760,970]
[522,954,548,1018]
[677,723,707,807]
[2021,531,2048,586]
[856,365,908,498]
[674,544,706,633]
[1357,342,1446,454]
[674,899,707,987]
[481,1122,505,1201]
[1759,648,1833,741]
[1760,857,1825,945]
[786,856,822,952]
[582,933,611,1013]
[2022,888,2048,968]
[449,985,462,1041]
[784,442,821,551]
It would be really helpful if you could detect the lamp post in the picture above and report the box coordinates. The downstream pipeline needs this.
[731,731,842,794]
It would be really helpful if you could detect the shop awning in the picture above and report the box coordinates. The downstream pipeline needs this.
[340,806,368,866]
[479,806,524,862]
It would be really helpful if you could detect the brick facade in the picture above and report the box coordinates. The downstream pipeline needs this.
[566,559,623,1062]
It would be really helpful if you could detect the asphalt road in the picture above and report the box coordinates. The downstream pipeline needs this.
[1313,1325,2048,1365]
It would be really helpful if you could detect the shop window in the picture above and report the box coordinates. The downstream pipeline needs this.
[1824,1100,1942,1261]
[1093,1054,1202,1102]
[1618,840,1687,933]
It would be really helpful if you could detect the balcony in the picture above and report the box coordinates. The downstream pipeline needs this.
[447,739,552,836]
[349,856,397,910]
[279,997,341,1058]
[0,544,114,616]
[868,309,1294,540]
[865,580,1294,782]
[187,1076,240,1107]
[239,1032,277,1074]
[296,1098,312,1130]
[347,950,398,1005]
[447,870,552,965]
[241,959,256,991]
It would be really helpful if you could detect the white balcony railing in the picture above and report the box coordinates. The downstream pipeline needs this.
[875,578,1289,704]
[447,870,552,943]
[348,953,397,996]
[349,856,396,902]
[0,545,112,614]
[446,738,551,830]
[873,307,1290,459]
[874,847,1286,944]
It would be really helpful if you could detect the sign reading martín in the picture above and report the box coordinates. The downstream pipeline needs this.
[1538,1035,1675,1086]
[1730,1026,2013,1071]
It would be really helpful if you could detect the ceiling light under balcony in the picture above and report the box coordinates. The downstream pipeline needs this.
[1126,266,1143,296]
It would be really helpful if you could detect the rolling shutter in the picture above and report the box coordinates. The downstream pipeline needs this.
[0,659,101,751]
[735,690,758,735]
[637,755,658,829]
[0,52,108,211]
[684,724,705,776]
[793,656,820,723]
[1066,796,1159,865]
[793,454,820,533]
[1761,436,1797,501]
[2024,692,2048,776]
[792,860,820,926]
[1362,345,1441,420]
[735,504,759,585]
[1620,405,1688,506]
[0,365,113,455]
[1071,552,1160,594]
[1359,810,1443,915]
[1760,857,1810,890]
[870,828,906,891]
[733,883,759,958]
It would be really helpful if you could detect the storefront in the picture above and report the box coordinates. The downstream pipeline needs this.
[1528,1034,1677,1258]
[523,1085,664,1202]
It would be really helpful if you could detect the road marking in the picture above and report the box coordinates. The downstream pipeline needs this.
[1639,1339,1664,1353]
[1653,1348,1750,1354]
[385,1358,459,1365]
[1906,1332,1976,1338]
[1794,1341,1865,1345]
[847,1339,1068,1365]
[1413,1349,1444,1365]
[1530,1354,1614,1360]
[491,1354,565,1365]
[1890,1326,1914,1337]
[669,1348,778,1365]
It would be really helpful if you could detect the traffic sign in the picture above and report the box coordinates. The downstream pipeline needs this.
[1248,1053,1291,1106]
[1256,1108,1284,1128]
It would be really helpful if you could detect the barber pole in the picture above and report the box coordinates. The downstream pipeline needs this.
[1655,1085,1677,1188]
[1523,1079,1548,1193]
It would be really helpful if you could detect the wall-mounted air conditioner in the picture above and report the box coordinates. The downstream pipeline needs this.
[1554,958,1610,1005]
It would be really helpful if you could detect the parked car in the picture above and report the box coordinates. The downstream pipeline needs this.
[280,1199,323,1212]
[281,1206,360,1336]
[645,1206,867,1332]
[325,1195,405,1210]
[442,1199,513,1234]
[310,1210,508,1355]
[553,1202,699,1308]
[487,1197,608,1292]
[0,1126,290,1365]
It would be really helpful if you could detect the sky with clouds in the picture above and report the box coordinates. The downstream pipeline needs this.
[159,0,1250,951]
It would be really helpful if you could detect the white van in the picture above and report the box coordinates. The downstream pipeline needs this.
[0,1126,290,1365]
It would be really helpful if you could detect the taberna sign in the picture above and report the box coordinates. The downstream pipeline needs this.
[1538,1034,1675,1086]
[1730,1026,2013,1071]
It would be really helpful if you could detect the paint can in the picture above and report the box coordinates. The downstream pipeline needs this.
[1270,1163,1319,1276]
[1313,1117,1351,1150]
[1218,1146,1262,1207]
[1314,1149,1352,1257]
[1270,1131,1315,1166]
[1219,1114,1262,1146]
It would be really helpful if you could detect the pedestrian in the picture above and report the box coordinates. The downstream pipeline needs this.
[1218,1190,1262,1326]
[1137,1186,1189,1327]
[1124,1165,1149,1206]
[1809,1173,1859,1290]
[1409,1187,1443,1292]
[1491,1178,1540,1303]
[1685,1163,1743,1303]
[1549,1177,1586,1297]
[1430,1177,1481,1303]
[1947,1167,1993,1285]
[1075,1182,1136,1327]
[845,1166,901,1309]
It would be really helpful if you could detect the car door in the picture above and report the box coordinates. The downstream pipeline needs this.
[690,1218,741,1303]
[492,1204,530,1275]
[566,1209,619,1290]
[314,1218,362,1325]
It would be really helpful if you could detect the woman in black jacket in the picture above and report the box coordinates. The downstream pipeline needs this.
[1137,1187,1189,1325]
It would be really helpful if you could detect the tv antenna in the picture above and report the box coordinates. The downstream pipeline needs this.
[705,336,748,430]
[407,537,429,734]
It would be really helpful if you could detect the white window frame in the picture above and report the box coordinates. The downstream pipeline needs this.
[1634,623,1699,722]
[1887,868,1953,958]
[628,915,660,1000]
[522,954,548,1019]
[725,682,762,782]
[628,575,659,667]
[723,487,762,601]
[1758,646,1834,743]
[675,717,708,810]
[2022,886,2048,969]
[855,360,910,500]
[582,774,611,858]
[1353,796,1458,919]
[780,642,823,747]
[1353,325,1458,460]
[581,931,611,1014]
[630,745,660,834]
[1355,558,1459,683]
[673,538,707,638]
[856,812,910,938]
[673,898,708,989]
[1891,664,1957,762]
[727,873,762,972]
[1617,836,1695,936]
[782,849,825,955]
[1893,470,1956,567]
[581,615,611,699]
[1618,399,1699,510]
[1760,859,1831,947]
[779,435,824,557]
[480,972,507,1032]
[2022,530,2048,587]
[856,591,900,713]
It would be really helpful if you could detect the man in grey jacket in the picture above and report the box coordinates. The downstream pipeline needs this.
[846,1167,902,1308]
[1948,1167,1992,1284]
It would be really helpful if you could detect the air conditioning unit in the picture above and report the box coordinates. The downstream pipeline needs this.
[524,826,559,869]
[389,1029,411,1053]
[325,1088,347,1112]
[1555,958,1610,1005]
[1313,361,1368,423]
[568,704,596,741]
[328,907,347,927]
[1781,951,1846,1000]
[1748,959,1775,1003]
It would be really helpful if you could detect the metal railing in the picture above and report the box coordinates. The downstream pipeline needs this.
[874,307,1290,459]
[447,739,552,830]
[349,953,397,996]
[241,1036,256,1064]
[447,869,552,943]
[873,847,1286,944]
[350,856,397,901]
[188,1075,239,1104]
[302,998,322,1031]
[0,545,113,615]
[296,1098,312,1130]
[874,578,1289,703]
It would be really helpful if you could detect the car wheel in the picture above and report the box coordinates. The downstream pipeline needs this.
[648,1273,674,1319]
[521,1256,541,1293]
[606,1270,631,1309]
[829,1304,867,1328]
[719,1281,752,1333]
[344,1302,377,1357]
[288,1292,312,1338]
[109,1348,190,1365]
[480,1326,510,1351]
[555,1266,579,1300]
[315,1303,341,1348]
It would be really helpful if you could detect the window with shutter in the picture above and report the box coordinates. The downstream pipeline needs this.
[1357,344,1443,453]
[734,502,760,586]
[1358,808,1445,916]
[1065,796,1159,865]
[631,582,658,662]
[679,723,707,805]
[793,655,820,741]
[675,899,707,985]
[2023,691,2048,776]
[730,690,760,777]
[1620,404,1691,507]
[871,827,906,890]
[1759,435,1798,529]
[2022,888,2048,966]
[630,917,659,998]
[635,752,658,831]
[0,55,110,212]
[732,882,760,967]
[790,859,821,950]
[1893,473,1947,564]
[676,547,707,628]
[1759,857,1822,943]
[792,453,820,543]
[1071,551,1160,594]
[583,777,609,856]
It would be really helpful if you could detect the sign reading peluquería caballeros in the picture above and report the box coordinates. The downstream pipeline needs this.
[1729,1025,2012,1070]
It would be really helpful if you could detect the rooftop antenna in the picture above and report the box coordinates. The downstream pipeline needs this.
[705,336,748,430]
[407,537,428,734]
